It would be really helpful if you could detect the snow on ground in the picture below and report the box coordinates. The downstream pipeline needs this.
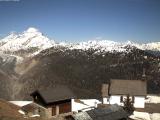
[146,95,160,104]
[129,95,160,120]
[130,111,151,120]
[9,101,32,107]
[130,111,160,120]
[10,55,24,64]
[150,113,160,120]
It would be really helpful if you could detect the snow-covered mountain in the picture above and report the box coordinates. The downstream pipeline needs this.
[0,27,54,52]
[141,42,160,51]
[0,27,160,101]
[59,40,160,53]
[0,27,160,54]
[70,40,125,52]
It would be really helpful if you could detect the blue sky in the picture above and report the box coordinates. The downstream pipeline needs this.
[0,0,160,43]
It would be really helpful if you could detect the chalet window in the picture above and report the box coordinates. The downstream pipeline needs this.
[120,96,123,102]
[52,106,56,116]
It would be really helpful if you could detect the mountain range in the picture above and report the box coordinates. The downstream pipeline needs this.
[0,27,159,100]
[1,27,160,54]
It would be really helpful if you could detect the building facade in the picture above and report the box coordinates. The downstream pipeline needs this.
[104,79,147,108]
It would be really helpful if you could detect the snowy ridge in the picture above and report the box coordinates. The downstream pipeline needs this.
[58,40,160,52]
[0,27,160,54]
[141,42,160,51]
[70,40,127,52]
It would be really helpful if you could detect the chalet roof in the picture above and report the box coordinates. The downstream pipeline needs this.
[31,85,99,104]
[72,104,128,120]
[109,79,147,96]
[31,85,76,103]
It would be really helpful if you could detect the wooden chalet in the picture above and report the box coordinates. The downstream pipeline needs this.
[30,86,76,116]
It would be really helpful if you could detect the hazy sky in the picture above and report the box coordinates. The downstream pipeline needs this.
[0,0,160,43]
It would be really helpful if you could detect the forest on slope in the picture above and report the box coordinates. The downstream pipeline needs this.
[15,46,160,100]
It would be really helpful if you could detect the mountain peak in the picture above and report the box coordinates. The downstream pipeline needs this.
[0,27,54,52]
[125,40,133,44]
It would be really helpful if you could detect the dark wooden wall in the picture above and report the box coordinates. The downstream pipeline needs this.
[51,101,71,116]
[59,102,71,114]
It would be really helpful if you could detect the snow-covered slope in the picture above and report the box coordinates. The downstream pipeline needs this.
[141,42,160,51]
[71,40,126,52]
[82,40,160,51]
[0,27,54,52]
[59,40,160,53]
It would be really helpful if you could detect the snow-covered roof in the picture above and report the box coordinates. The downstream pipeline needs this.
[9,101,32,107]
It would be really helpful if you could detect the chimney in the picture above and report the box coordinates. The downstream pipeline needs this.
[101,84,109,104]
